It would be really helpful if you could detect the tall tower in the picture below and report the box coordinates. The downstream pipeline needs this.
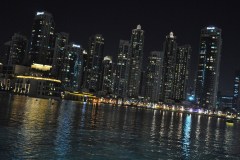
[0,41,11,65]
[114,40,130,98]
[173,45,191,100]
[233,70,240,110]
[100,56,114,94]
[195,26,222,109]
[8,33,28,65]
[52,32,69,78]
[29,11,55,65]
[60,43,83,91]
[128,25,144,98]
[145,51,164,102]
[160,32,177,101]
[84,34,104,92]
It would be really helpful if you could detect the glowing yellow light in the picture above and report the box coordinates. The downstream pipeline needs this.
[65,91,96,98]
[31,63,52,71]
[16,76,61,83]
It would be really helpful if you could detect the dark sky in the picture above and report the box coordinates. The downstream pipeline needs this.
[1,0,240,95]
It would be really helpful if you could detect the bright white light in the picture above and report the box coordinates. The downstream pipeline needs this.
[207,27,215,30]
[83,50,87,54]
[72,44,80,48]
[37,12,44,15]
[189,108,193,112]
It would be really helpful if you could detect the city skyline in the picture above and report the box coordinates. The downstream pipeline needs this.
[1,0,240,95]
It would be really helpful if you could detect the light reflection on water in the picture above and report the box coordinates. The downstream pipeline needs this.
[0,94,240,159]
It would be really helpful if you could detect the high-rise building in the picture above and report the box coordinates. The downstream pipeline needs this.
[160,32,177,101]
[60,43,83,91]
[114,40,130,98]
[52,32,69,78]
[145,51,164,102]
[173,45,191,100]
[81,50,88,89]
[195,26,222,109]
[100,56,114,94]
[128,25,144,98]
[0,41,11,65]
[8,33,28,65]
[233,70,240,110]
[83,34,104,92]
[29,11,55,65]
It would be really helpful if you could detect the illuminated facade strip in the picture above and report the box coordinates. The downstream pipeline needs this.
[16,76,61,83]
[65,91,96,98]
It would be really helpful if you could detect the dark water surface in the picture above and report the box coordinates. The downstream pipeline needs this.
[0,94,240,159]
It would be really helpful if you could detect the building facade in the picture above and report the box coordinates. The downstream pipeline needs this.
[145,51,164,102]
[60,43,83,91]
[0,41,11,65]
[233,70,240,110]
[52,32,69,78]
[160,32,177,101]
[100,56,114,94]
[83,34,104,92]
[29,11,55,65]
[173,45,191,100]
[114,40,130,98]
[128,25,144,98]
[8,33,28,65]
[195,26,222,109]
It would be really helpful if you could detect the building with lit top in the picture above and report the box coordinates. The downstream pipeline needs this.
[145,51,164,102]
[114,40,130,98]
[195,26,222,109]
[173,45,191,100]
[100,56,114,94]
[29,11,55,65]
[60,43,83,91]
[160,32,177,101]
[128,25,144,98]
[83,34,104,92]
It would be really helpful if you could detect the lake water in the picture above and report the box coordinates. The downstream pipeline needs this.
[0,94,240,159]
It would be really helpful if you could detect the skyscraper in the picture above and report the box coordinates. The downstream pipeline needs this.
[100,56,114,94]
[114,40,130,98]
[173,45,191,100]
[60,43,83,91]
[232,70,240,110]
[8,33,28,65]
[52,32,69,78]
[145,51,164,102]
[160,32,177,101]
[195,26,222,109]
[0,41,11,65]
[29,11,55,65]
[84,34,104,92]
[128,25,144,98]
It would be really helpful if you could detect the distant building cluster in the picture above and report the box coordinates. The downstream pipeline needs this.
[1,11,238,110]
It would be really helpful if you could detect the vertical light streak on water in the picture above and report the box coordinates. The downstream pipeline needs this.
[159,111,165,136]
[150,110,157,139]
[54,101,75,157]
[176,113,183,140]
[168,111,174,137]
[80,103,86,128]
[182,114,192,159]
[123,107,129,129]
[205,116,212,148]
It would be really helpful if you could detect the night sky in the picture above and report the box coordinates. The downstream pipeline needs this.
[1,0,240,96]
